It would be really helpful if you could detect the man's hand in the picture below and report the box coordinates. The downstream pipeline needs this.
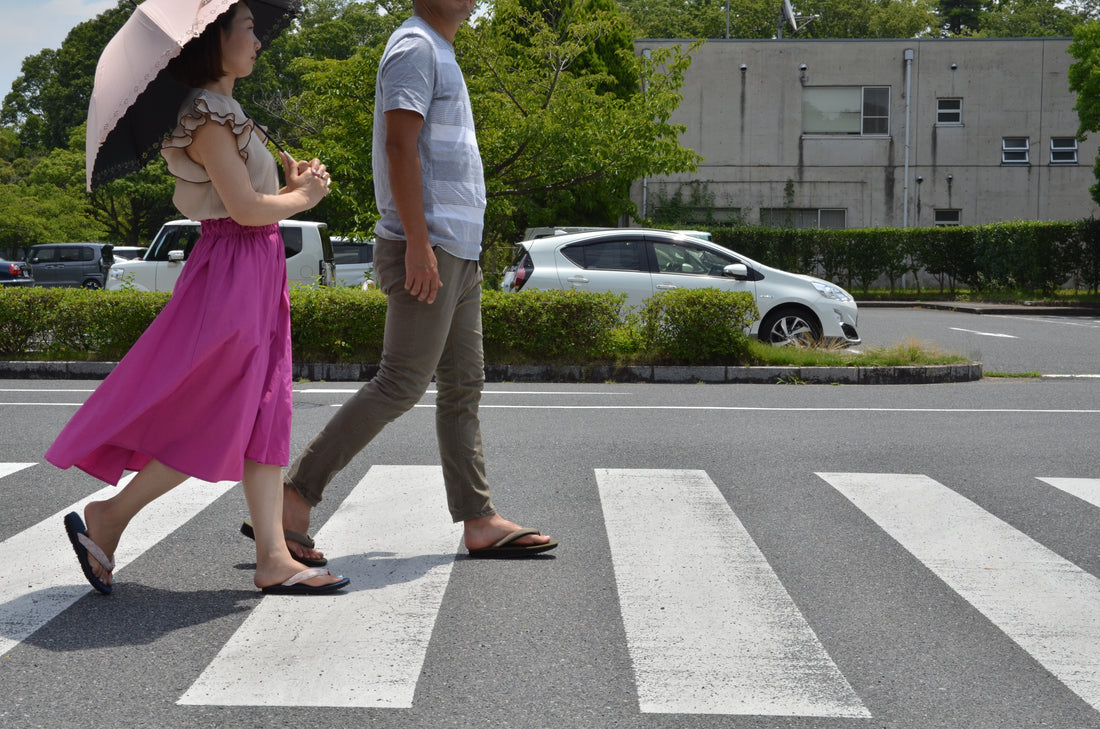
[405,240,442,304]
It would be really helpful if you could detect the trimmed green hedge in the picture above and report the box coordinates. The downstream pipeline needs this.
[703,219,1100,295]
[0,286,757,366]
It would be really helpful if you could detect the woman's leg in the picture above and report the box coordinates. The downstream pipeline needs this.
[242,460,344,589]
[82,459,189,587]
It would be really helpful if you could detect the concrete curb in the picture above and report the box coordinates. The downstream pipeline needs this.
[0,360,983,385]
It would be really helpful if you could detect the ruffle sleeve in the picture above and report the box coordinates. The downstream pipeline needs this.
[161,91,256,184]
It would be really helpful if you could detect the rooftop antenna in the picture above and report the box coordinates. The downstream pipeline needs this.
[778,0,820,38]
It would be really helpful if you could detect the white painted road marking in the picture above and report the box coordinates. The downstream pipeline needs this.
[0,462,35,479]
[818,472,1100,713]
[949,327,1018,338]
[179,465,462,708]
[1037,477,1100,509]
[0,472,236,657]
[596,468,869,717]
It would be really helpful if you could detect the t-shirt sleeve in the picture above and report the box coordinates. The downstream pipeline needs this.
[379,33,435,119]
[160,92,255,184]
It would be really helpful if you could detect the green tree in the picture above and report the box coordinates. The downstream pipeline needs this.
[1069,20,1100,206]
[975,0,1083,37]
[467,0,702,240]
[237,0,411,145]
[798,0,937,39]
[617,0,777,39]
[1,3,130,151]
[935,0,982,35]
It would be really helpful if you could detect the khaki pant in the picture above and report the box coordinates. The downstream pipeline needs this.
[285,239,495,522]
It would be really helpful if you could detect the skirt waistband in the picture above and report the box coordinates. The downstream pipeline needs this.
[200,218,280,235]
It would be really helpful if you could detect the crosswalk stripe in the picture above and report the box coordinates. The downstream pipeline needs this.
[178,465,463,708]
[1037,477,1100,510]
[596,468,870,717]
[818,472,1100,713]
[0,463,35,479]
[0,471,236,657]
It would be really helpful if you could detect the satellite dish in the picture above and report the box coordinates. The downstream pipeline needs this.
[782,0,798,33]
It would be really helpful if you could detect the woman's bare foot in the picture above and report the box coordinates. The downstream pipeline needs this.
[281,484,324,563]
[82,501,124,588]
[253,556,345,591]
[463,513,553,551]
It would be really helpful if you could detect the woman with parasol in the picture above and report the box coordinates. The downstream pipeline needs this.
[47,0,348,596]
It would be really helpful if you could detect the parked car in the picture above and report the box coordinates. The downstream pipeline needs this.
[0,258,33,286]
[27,243,114,289]
[330,237,375,287]
[501,228,861,347]
[106,219,336,292]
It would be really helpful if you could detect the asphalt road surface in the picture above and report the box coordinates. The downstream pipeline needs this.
[855,306,1100,376]
[0,374,1097,729]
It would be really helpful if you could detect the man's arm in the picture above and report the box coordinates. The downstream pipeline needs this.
[384,107,442,304]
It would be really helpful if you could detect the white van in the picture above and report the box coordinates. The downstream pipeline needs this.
[106,219,336,292]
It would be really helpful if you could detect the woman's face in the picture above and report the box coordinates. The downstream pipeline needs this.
[221,4,261,80]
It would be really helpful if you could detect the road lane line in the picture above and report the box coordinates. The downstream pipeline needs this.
[948,327,1018,338]
[1037,477,1100,509]
[596,468,869,717]
[179,465,462,708]
[0,473,236,657]
[818,472,1100,712]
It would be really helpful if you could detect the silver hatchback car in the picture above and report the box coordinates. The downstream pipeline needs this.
[501,228,860,347]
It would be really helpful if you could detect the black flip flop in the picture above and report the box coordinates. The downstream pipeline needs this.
[63,512,113,595]
[260,568,350,595]
[468,528,559,559]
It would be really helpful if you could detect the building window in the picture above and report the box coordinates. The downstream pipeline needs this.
[760,208,847,229]
[936,98,962,125]
[1002,137,1030,164]
[934,209,961,226]
[803,87,890,136]
[1050,137,1078,165]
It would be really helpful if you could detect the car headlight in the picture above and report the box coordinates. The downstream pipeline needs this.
[108,268,123,280]
[812,280,853,302]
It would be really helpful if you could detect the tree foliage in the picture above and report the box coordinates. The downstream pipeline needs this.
[1069,20,1100,206]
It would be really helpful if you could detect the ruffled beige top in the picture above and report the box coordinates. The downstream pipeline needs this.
[160,89,278,221]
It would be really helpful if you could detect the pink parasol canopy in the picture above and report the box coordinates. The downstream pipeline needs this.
[85,0,299,191]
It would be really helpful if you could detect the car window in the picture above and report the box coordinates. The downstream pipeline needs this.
[31,248,55,263]
[563,239,647,272]
[332,242,373,264]
[149,226,202,261]
[652,241,734,276]
[281,226,303,258]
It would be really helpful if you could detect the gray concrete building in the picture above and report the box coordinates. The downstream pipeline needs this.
[633,37,1099,229]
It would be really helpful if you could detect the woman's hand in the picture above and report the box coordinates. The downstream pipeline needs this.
[279,152,330,207]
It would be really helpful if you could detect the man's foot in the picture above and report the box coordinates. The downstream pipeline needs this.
[463,513,556,554]
[281,483,325,563]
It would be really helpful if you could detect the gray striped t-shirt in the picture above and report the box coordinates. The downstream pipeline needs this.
[373,16,486,261]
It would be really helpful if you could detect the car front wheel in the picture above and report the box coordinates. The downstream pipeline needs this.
[759,306,822,347]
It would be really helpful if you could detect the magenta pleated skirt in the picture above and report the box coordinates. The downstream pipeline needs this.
[45,218,293,484]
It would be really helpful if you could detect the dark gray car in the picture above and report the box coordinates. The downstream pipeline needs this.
[28,243,114,289]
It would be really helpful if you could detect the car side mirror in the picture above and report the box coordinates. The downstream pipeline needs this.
[168,250,185,263]
[724,263,749,279]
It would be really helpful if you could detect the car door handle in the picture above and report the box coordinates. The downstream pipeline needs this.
[567,275,589,283]
[656,283,677,290]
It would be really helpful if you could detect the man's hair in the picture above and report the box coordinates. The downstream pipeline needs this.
[166,1,248,89]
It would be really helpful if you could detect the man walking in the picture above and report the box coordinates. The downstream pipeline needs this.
[266,0,556,560]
